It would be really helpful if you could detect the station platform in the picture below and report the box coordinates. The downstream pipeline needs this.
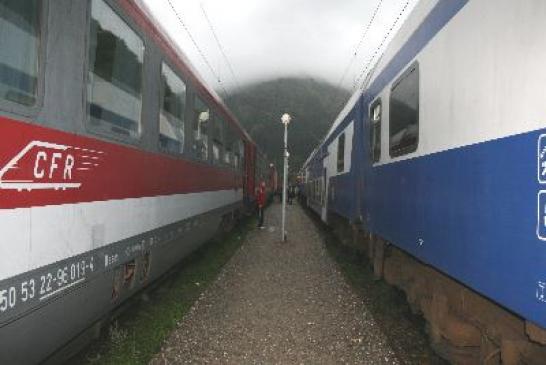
[150,203,401,364]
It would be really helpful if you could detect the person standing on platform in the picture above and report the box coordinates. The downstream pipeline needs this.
[288,185,295,205]
[257,181,266,229]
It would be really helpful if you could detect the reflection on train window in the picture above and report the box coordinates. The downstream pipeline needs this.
[193,96,209,161]
[224,146,232,165]
[233,139,243,170]
[159,62,186,154]
[370,99,381,163]
[0,0,40,106]
[390,62,419,157]
[212,142,220,162]
[337,133,345,173]
[88,0,144,139]
[234,151,239,169]
[223,122,234,166]
[211,116,224,164]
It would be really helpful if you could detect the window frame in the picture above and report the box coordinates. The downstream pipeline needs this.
[0,0,48,117]
[158,60,187,156]
[370,98,382,164]
[389,61,420,158]
[84,0,147,146]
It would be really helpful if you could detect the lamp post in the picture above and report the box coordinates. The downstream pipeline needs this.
[281,113,291,242]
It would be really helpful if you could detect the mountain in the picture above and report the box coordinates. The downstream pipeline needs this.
[225,77,351,175]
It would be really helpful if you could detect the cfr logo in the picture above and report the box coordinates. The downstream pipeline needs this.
[0,141,104,191]
[33,150,75,180]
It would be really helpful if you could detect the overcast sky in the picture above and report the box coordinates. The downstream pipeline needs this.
[141,0,418,94]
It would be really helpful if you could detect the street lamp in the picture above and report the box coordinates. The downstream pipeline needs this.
[281,113,291,242]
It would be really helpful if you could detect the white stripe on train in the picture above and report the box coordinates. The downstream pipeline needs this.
[0,189,242,281]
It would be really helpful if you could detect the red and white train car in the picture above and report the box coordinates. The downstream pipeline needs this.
[0,0,262,362]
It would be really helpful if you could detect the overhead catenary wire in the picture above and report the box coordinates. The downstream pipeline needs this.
[200,3,242,93]
[353,0,411,91]
[325,0,412,154]
[165,0,230,99]
[334,0,385,92]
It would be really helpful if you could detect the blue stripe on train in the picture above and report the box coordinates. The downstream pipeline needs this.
[365,129,546,328]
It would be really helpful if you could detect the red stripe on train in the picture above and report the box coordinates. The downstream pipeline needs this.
[0,116,241,209]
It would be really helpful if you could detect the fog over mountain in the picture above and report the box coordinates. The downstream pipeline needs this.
[226,77,350,172]
[142,0,418,91]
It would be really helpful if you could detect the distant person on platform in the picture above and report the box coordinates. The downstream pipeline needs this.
[288,185,295,205]
[257,181,266,229]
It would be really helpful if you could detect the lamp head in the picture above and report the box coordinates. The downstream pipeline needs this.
[281,113,291,125]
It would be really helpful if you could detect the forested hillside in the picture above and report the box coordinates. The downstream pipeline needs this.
[225,78,351,173]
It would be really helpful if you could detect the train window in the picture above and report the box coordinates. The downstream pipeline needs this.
[337,133,345,173]
[0,0,40,106]
[390,62,419,157]
[211,116,224,164]
[224,146,232,165]
[224,125,234,166]
[234,139,243,170]
[88,0,144,140]
[192,96,209,161]
[225,125,240,168]
[159,62,186,154]
[212,142,220,162]
[233,152,239,169]
[370,99,381,163]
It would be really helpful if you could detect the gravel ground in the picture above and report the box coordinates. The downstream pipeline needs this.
[150,203,400,364]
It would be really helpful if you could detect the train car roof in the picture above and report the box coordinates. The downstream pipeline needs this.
[125,0,254,145]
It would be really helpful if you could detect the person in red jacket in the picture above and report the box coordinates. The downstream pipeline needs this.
[257,181,266,228]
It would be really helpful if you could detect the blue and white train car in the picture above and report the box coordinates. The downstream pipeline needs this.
[303,0,546,362]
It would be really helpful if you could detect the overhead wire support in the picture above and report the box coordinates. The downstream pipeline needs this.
[165,0,230,99]
[200,3,242,93]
